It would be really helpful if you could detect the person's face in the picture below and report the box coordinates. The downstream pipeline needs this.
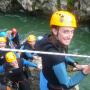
[10,60,19,68]
[0,42,6,48]
[28,41,36,48]
[52,26,75,46]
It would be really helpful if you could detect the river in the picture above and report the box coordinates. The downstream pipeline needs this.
[0,13,90,90]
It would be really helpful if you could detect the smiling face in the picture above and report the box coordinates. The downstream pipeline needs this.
[0,42,6,48]
[10,60,19,68]
[52,26,75,46]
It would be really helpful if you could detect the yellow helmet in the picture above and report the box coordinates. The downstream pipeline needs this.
[50,10,77,28]
[5,52,17,63]
[0,37,7,43]
[27,34,36,42]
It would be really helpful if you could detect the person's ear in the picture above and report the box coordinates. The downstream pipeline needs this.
[52,28,58,36]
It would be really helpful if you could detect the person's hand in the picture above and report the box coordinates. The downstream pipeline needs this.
[73,64,88,71]
[74,64,90,74]
[33,56,42,69]
[33,55,41,60]
[82,65,90,75]
[37,63,42,69]
[76,64,88,70]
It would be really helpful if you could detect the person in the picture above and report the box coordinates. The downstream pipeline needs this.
[0,52,38,90]
[35,10,90,90]
[7,28,20,48]
[0,37,8,85]
[0,37,7,48]
[0,37,7,65]
[20,34,37,61]
[26,34,36,50]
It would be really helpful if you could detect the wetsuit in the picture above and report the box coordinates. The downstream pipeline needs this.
[0,51,7,84]
[35,34,86,90]
[20,41,36,61]
[11,32,20,48]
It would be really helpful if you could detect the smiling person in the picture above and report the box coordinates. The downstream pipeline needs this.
[35,10,90,90]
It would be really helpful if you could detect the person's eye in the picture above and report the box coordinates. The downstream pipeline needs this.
[62,30,69,33]
[71,30,74,33]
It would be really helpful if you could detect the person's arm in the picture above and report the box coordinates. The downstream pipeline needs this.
[25,52,33,59]
[65,56,77,67]
[15,52,20,58]
[8,34,15,49]
[22,58,37,68]
[20,43,33,59]
[0,66,5,73]
[53,62,85,88]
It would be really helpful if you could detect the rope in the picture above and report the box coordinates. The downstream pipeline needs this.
[0,48,90,58]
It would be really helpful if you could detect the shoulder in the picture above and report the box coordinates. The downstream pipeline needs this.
[35,34,53,51]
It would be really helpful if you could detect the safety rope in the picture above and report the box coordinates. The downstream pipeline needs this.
[0,48,90,58]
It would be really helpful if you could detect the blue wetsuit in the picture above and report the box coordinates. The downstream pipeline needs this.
[40,70,48,90]
[35,34,86,90]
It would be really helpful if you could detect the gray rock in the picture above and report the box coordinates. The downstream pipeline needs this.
[0,0,90,21]
[0,0,12,12]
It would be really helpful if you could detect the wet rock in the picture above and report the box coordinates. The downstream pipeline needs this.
[0,0,12,13]
[0,0,90,23]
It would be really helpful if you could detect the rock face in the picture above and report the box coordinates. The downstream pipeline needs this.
[0,0,90,21]
[0,0,22,13]
[0,0,12,12]
[17,0,58,14]
[17,0,90,22]
[17,0,90,19]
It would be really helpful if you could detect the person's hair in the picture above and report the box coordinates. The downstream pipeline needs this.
[51,25,60,30]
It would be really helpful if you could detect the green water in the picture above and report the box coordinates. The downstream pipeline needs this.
[0,14,90,90]
[70,26,90,90]
[0,13,50,40]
